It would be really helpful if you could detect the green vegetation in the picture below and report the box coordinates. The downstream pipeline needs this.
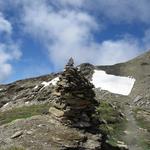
[133,108,150,150]
[96,102,122,123]
[0,146,26,150]
[0,103,50,125]
[95,101,126,145]
[96,101,125,135]
[133,108,150,132]
[140,140,150,150]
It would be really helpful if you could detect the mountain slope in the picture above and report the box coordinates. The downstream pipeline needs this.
[0,51,150,150]
[95,50,150,150]
[96,50,150,108]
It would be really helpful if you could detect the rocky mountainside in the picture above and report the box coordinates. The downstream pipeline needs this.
[0,51,150,150]
[95,51,150,150]
[96,50,150,108]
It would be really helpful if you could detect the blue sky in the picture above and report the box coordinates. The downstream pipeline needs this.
[0,0,150,83]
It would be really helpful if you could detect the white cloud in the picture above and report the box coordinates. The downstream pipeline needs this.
[48,36,142,67]
[95,38,142,65]
[101,0,150,23]
[0,49,12,81]
[52,0,150,23]
[0,43,21,81]
[142,29,150,49]
[0,13,22,82]
[62,0,150,24]
[1,0,148,74]
[21,1,100,69]
[18,0,144,69]
[0,0,149,83]
[54,0,85,7]
[0,13,12,34]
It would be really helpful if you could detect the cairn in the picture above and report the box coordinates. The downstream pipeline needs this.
[49,58,98,128]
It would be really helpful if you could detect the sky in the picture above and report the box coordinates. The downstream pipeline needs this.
[0,0,150,83]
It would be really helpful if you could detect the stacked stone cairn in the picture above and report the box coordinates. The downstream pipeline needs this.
[49,58,98,128]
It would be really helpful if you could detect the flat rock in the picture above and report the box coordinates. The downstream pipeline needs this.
[49,107,64,117]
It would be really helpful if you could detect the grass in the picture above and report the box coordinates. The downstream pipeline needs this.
[96,101,125,135]
[0,103,50,125]
[133,108,150,150]
[140,140,150,150]
[133,108,150,132]
[0,146,26,150]
[96,101,122,123]
[95,101,126,146]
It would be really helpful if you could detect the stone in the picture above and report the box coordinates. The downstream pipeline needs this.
[73,121,91,128]
[11,130,23,139]
[53,102,66,109]
[83,134,102,149]
[65,57,74,68]
[49,107,64,117]
[26,130,33,135]
[53,91,61,96]
[133,95,142,103]
[116,144,128,150]
[82,113,90,122]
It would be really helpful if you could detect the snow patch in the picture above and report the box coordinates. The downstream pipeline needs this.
[91,70,135,95]
[41,77,59,87]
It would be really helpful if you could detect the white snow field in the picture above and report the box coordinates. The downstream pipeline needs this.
[91,70,135,95]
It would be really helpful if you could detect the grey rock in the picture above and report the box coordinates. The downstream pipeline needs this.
[11,131,23,139]
[133,95,142,103]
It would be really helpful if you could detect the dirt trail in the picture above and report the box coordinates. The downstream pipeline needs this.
[123,100,147,150]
